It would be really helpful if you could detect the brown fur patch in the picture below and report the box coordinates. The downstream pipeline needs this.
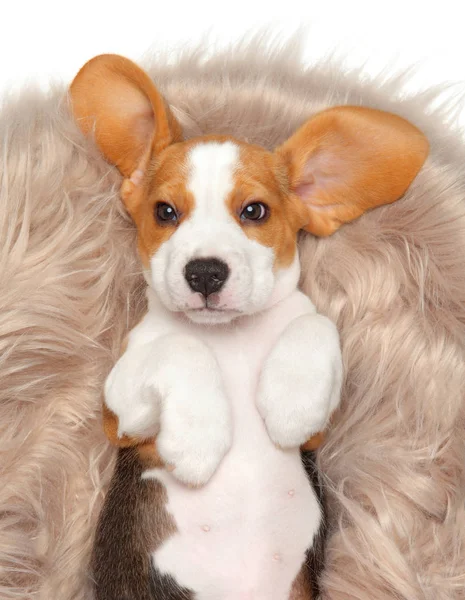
[289,565,313,600]
[101,403,163,468]
[91,447,192,600]
[301,431,325,451]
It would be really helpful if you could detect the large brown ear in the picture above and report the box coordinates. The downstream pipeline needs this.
[275,106,429,236]
[70,54,182,207]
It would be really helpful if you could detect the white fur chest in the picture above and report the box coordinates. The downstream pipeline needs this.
[136,291,323,600]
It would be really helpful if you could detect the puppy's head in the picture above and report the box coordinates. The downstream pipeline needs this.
[70,55,429,324]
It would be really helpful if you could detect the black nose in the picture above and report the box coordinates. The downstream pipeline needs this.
[184,258,230,297]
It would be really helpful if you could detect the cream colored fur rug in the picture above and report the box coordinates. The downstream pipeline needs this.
[1,40,464,599]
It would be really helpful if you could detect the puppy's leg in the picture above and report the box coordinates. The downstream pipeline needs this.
[91,447,163,600]
[91,447,194,600]
[257,313,342,448]
[299,449,327,600]
[105,333,232,487]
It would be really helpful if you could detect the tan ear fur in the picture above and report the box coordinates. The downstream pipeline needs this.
[70,53,182,184]
[276,106,429,236]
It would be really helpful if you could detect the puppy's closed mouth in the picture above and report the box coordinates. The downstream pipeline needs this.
[191,307,225,312]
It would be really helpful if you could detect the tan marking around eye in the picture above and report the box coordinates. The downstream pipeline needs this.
[130,143,194,267]
[229,145,308,269]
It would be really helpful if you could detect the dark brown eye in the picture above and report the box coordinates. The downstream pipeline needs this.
[155,202,178,224]
[240,202,269,222]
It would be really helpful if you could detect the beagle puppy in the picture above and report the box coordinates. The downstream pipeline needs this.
[70,54,428,600]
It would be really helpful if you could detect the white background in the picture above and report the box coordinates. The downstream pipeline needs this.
[1,0,464,128]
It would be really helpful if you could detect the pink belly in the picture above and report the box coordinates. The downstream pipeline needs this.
[145,395,321,600]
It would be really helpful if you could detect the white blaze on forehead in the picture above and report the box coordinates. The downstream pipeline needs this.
[187,142,239,221]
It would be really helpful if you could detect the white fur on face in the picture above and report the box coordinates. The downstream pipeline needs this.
[149,142,299,324]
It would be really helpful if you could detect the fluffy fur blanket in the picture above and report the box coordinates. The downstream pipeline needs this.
[1,39,464,600]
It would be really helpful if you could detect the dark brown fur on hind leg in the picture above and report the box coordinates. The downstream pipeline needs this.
[91,447,192,600]
[300,449,327,600]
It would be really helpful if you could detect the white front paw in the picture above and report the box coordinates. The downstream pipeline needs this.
[104,358,160,439]
[157,386,232,487]
[257,367,339,448]
[257,314,342,448]
[105,333,232,486]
